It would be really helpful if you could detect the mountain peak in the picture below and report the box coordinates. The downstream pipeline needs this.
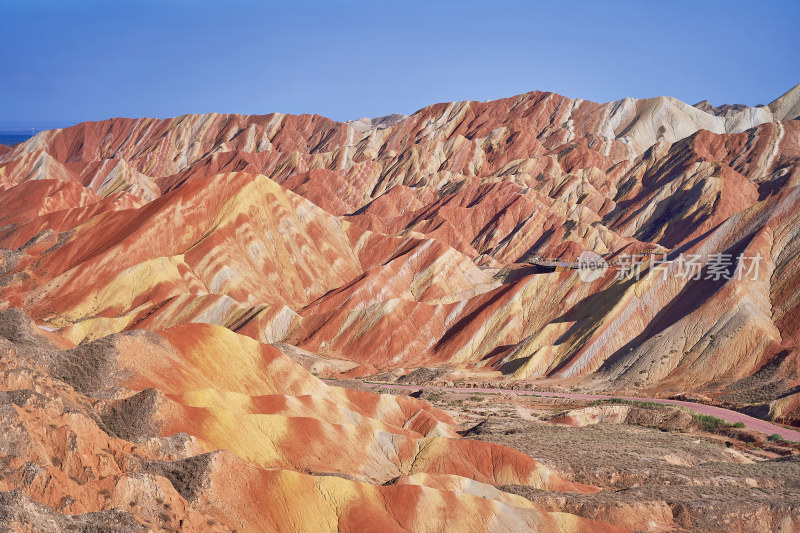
[768,82,800,121]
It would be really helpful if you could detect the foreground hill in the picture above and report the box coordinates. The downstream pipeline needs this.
[0,309,618,531]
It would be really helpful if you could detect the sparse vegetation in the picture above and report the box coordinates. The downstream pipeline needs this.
[691,413,731,433]
[768,433,786,443]
[590,398,662,409]
[424,391,443,402]
[589,399,752,434]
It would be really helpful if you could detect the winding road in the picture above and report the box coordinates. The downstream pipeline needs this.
[327,380,800,442]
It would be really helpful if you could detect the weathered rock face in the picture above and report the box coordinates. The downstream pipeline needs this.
[1,85,800,529]
[1,87,799,405]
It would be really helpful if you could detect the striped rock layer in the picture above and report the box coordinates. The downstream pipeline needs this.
[1,85,800,529]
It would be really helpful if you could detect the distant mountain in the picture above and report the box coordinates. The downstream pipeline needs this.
[692,99,753,116]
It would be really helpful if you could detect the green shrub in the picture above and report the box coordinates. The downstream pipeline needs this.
[691,413,728,432]
[591,398,662,409]
[768,433,786,442]
[731,422,745,428]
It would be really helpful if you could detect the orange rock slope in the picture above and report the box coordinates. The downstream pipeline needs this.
[0,308,619,531]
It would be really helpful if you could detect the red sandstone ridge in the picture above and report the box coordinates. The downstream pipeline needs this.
[1,85,800,530]
[1,89,798,393]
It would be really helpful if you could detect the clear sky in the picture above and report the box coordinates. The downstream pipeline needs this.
[1,0,798,130]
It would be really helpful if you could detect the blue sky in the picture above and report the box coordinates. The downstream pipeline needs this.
[1,0,798,130]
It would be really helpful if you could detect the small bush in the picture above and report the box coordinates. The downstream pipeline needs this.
[692,413,728,432]
[690,416,752,433]
[768,433,786,443]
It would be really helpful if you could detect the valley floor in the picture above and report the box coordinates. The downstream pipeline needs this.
[328,379,800,532]
[337,380,800,441]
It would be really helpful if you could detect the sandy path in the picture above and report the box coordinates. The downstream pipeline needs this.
[325,380,800,442]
